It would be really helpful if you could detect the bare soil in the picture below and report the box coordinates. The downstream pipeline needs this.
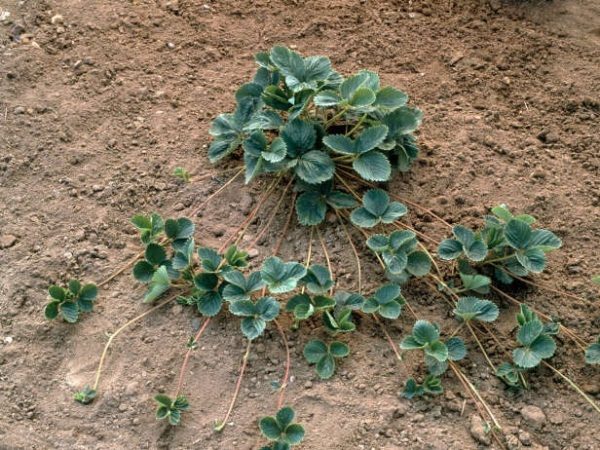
[1,1,599,449]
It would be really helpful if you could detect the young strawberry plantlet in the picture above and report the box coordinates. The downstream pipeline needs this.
[366,229,431,282]
[438,206,562,285]
[45,281,98,323]
[173,166,191,183]
[303,339,350,379]
[259,406,305,449]
[402,374,443,399]
[295,180,357,226]
[261,256,307,294]
[322,291,365,334]
[154,394,190,426]
[131,213,165,244]
[350,189,407,228]
[453,297,500,323]
[361,283,405,320]
[400,319,467,381]
[230,297,281,340]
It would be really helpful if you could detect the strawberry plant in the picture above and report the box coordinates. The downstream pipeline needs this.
[361,283,404,319]
[366,229,431,281]
[402,374,443,399]
[45,281,98,323]
[259,406,305,449]
[496,305,558,388]
[350,189,407,228]
[400,320,467,380]
[303,339,349,379]
[208,45,423,226]
[173,166,191,182]
[438,205,561,285]
[154,394,190,426]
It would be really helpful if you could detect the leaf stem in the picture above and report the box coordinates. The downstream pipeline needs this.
[542,362,600,414]
[345,114,367,136]
[324,106,350,128]
[92,293,179,391]
[249,177,295,248]
[372,314,402,361]
[215,339,252,432]
[274,319,291,409]
[336,210,362,293]
[189,167,244,218]
[174,317,211,397]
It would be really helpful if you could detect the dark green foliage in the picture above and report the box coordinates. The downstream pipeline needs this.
[453,297,499,323]
[322,291,365,334]
[350,189,407,228]
[74,386,97,404]
[207,45,423,225]
[585,337,600,365]
[400,320,466,378]
[173,166,191,182]
[402,375,443,399]
[366,230,431,280]
[438,205,561,284]
[259,406,305,448]
[230,297,281,340]
[45,281,98,323]
[362,283,405,319]
[154,394,190,426]
[511,305,557,369]
[131,213,164,244]
[303,339,349,379]
[295,180,356,226]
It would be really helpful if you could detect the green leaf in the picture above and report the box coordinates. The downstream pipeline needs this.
[340,72,370,100]
[425,355,448,376]
[133,260,155,282]
[348,87,376,108]
[303,339,328,363]
[437,239,463,260]
[374,86,408,110]
[530,334,556,359]
[366,234,389,252]
[48,285,65,301]
[382,107,422,137]
[374,283,401,303]
[412,320,439,345]
[446,337,467,361]
[154,394,173,407]
[425,341,448,362]
[349,207,378,228]
[326,191,357,209]
[194,273,219,291]
[60,301,79,323]
[402,378,424,399]
[256,296,280,321]
[281,119,316,158]
[145,243,167,266]
[329,341,350,358]
[316,354,336,379]
[296,192,327,226]
[196,291,223,317]
[355,125,389,152]
[400,335,424,350]
[362,189,389,216]
[406,251,431,276]
[74,386,97,404]
[295,150,335,184]
[229,300,257,317]
[379,301,402,319]
[261,256,307,294]
[517,320,544,346]
[504,219,532,250]
[422,375,444,395]
[353,151,391,182]
[516,247,546,273]
[513,347,542,369]
[283,423,305,445]
[314,90,341,107]
[241,317,267,340]
[527,229,561,251]
[459,273,491,295]
[322,134,355,155]
[260,416,282,440]
[44,302,59,320]
[79,284,98,302]
[302,264,333,294]
[198,247,222,272]
[491,205,514,222]
[454,297,499,323]
[585,341,600,365]
[68,280,81,295]
[143,266,170,303]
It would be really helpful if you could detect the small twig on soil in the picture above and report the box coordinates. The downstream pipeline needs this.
[214,339,252,432]
[249,177,294,248]
[174,317,211,397]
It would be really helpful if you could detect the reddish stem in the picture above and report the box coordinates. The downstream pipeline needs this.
[174,317,211,397]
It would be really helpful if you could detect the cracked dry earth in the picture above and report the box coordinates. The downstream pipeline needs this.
[0,0,599,449]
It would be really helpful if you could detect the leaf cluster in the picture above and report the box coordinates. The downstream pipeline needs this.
[438,205,561,284]
[303,339,349,379]
[154,394,190,426]
[259,406,305,449]
[45,280,98,323]
[208,45,422,226]
[400,320,467,377]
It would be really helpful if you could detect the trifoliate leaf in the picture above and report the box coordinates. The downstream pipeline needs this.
[301,264,334,295]
[453,297,499,323]
[446,337,467,361]
[261,256,307,294]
